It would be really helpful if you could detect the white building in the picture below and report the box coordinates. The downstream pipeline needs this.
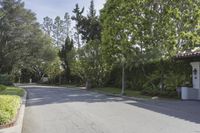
[176,52,200,100]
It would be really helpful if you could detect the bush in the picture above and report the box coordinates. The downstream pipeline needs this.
[0,74,13,86]
[141,89,178,98]
[0,95,21,125]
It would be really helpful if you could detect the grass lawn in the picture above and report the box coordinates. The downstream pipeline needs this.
[93,87,151,99]
[0,85,24,126]
[39,83,79,88]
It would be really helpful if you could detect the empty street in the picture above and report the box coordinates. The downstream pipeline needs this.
[22,85,200,133]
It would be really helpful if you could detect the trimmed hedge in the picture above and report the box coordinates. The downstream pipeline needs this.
[0,95,21,125]
[0,85,24,126]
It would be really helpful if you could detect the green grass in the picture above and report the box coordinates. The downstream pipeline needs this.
[0,86,24,97]
[93,87,151,99]
[39,83,79,88]
[0,85,24,126]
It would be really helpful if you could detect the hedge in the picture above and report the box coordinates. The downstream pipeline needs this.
[0,95,21,125]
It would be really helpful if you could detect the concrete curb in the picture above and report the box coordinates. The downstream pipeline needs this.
[0,90,27,133]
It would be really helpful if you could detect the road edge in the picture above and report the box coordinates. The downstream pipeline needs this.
[17,90,27,133]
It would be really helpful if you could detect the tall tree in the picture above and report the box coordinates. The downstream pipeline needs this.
[58,36,74,83]
[63,12,71,37]
[77,0,101,42]
[52,16,65,47]
[0,0,57,81]
[101,0,200,93]
[43,16,53,36]
[71,0,109,88]
[71,4,84,48]
[43,13,72,48]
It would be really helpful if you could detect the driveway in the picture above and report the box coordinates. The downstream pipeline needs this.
[21,85,200,133]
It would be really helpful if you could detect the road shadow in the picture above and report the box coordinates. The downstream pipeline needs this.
[126,100,200,124]
[24,86,126,105]
[22,85,200,124]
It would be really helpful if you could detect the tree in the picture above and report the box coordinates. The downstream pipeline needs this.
[63,13,71,37]
[101,0,200,93]
[58,36,74,83]
[71,4,84,48]
[73,0,101,43]
[43,16,53,36]
[45,57,63,83]
[72,40,110,88]
[52,16,65,47]
[0,0,57,82]
[71,0,107,88]
[43,13,72,48]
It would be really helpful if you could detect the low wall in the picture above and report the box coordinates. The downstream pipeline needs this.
[181,87,200,100]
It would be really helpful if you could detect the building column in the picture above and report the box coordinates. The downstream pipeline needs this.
[190,62,200,89]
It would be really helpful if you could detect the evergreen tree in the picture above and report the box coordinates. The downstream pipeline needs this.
[58,36,74,83]
[71,4,84,48]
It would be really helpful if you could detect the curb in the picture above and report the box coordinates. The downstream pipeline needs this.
[0,90,27,133]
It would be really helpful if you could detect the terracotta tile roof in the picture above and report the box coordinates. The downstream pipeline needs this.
[175,51,200,60]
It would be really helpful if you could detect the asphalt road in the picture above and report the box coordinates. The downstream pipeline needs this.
[22,85,200,133]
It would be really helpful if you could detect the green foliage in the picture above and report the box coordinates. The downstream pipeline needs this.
[72,0,101,43]
[0,86,25,97]
[0,74,13,86]
[71,1,109,88]
[101,0,200,66]
[164,72,187,91]
[100,0,199,96]
[0,85,24,125]
[0,95,21,125]
[71,4,84,48]
[58,36,74,83]
[74,40,110,87]
[94,87,150,99]
[43,12,71,47]
[0,0,57,83]
[107,60,191,92]
[141,89,178,98]
[143,60,191,92]
[45,57,63,82]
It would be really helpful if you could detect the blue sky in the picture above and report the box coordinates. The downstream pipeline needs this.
[23,0,106,23]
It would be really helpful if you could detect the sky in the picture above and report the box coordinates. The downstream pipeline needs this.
[23,0,106,23]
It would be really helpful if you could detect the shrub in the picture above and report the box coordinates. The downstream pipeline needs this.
[0,95,21,125]
[141,89,178,98]
[0,74,13,86]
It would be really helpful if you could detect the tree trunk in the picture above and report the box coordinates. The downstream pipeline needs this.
[121,62,125,95]
[86,79,92,89]
[160,59,165,91]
